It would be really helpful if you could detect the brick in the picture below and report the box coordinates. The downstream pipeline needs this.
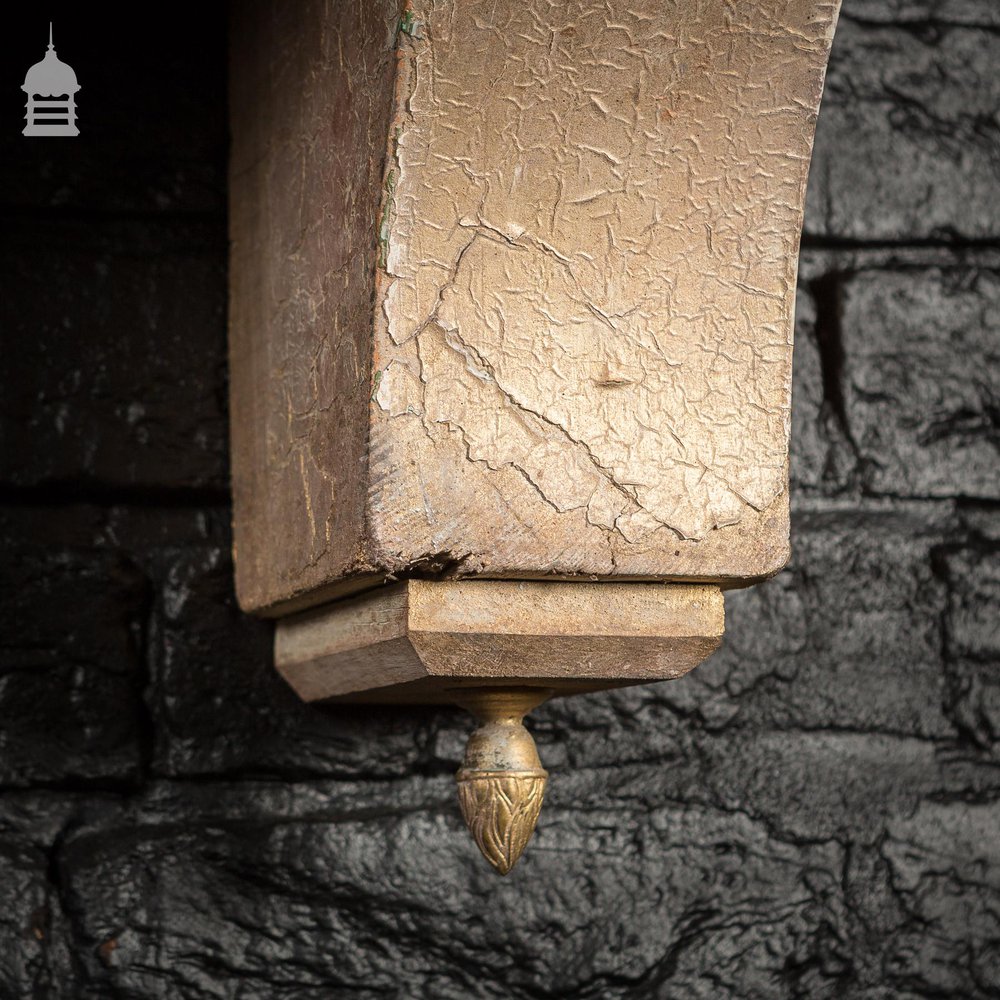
[0,796,80,997]
[942,546,1000,661]
[0,841,74,995]
[59,787,850,999]
[940,545,1000,745]
[0,512,147,786]
[652,506,955,738]
[0,505,435,782]
[883,800,1000,997]
[790,271,866,494]
[150,542,442,780]
[806,15,1000,241]
[845,0,1000,25]
[0,221,228,490]
[791,288,831,490]
[840,269,1000,499]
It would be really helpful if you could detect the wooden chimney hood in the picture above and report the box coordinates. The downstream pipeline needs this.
[229,0,841,874]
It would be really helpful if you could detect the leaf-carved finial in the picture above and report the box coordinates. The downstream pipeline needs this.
[454,688,552,875]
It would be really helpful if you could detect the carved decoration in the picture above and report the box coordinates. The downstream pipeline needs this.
[456,772,548,876]
[454,690,551,874]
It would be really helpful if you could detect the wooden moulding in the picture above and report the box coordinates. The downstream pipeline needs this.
[275,580,724,704]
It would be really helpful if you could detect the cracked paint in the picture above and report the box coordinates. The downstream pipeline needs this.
[369,0,838,579]
[229,0,408,613]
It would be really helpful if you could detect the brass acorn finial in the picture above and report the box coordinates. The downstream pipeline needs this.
[454,688,552,875]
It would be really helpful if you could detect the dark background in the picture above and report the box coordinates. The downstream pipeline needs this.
[1,1,998,997]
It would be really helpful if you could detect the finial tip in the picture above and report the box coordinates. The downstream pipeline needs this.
[453,688,552,874]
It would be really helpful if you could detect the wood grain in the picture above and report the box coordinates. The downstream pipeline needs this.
[275,579,725,703]
[229,0,403,613]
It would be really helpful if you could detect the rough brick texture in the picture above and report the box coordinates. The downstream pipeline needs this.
[0,2,998,998]
[841,269,1000,499]
[806,6,1000,241]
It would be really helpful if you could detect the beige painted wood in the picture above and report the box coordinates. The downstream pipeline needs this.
[230,0,840,616]
[275,580,724,703]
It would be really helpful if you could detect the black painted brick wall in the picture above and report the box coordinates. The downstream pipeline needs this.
[1,2,998,997]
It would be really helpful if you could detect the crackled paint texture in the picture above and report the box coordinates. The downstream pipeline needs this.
[229,0,404,613]
[371,0,839,580]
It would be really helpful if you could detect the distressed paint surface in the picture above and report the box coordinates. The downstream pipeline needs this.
[229,0,404,613]
[370,0,838,581]
[229,0,838,612]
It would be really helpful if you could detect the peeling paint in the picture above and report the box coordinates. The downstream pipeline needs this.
[375,360,424,417]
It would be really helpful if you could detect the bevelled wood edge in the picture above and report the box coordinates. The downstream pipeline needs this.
[274,579,725,704]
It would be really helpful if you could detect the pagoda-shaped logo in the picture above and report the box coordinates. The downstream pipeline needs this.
[22,24,80,137]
